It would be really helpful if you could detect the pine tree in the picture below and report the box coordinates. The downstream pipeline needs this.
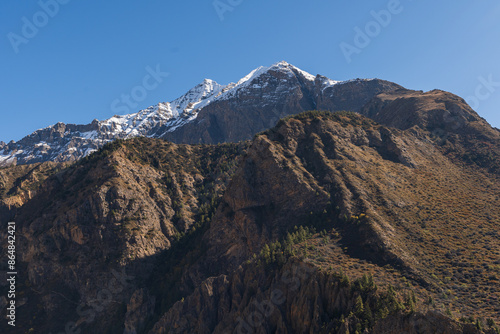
[354,295,364,316]
[363,299,373,327]
[261,244,271,264]
[476,319,482,330]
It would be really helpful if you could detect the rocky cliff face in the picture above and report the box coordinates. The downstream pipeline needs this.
[149,260,495,334]
[1,109,499,333]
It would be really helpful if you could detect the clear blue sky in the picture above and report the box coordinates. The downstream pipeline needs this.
[1,0,499,142]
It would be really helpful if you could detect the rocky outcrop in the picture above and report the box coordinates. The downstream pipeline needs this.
[149,259,489,334]
[0,161,66,221]
[359,89,500,173]
[359,89,499,138]
[124,288,156,334]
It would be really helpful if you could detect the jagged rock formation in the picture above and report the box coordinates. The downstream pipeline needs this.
[149,260,495,334]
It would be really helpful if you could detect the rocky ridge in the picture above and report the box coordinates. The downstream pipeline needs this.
[0,61,402,166]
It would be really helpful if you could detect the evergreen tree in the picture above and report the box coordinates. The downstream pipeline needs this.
[354,295,364,316]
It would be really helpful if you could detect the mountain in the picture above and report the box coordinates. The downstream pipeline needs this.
[0,61,402,167]
[161,62,402,144]
[359,89,500,174]
[1,62,500,333]
[1,109,499,333]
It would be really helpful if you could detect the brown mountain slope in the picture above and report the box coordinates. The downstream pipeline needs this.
[148,111,500,333]
[0,161,68,220]
[359,89,498,136]
[360,89,500,173]
[1,111,499,333]
[0,138,247,333]
[149,258,495,334]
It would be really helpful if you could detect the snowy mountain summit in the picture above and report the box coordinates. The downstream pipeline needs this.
[0,61,401,166]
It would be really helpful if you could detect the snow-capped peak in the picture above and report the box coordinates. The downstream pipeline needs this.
[98,79,226,139]
[1,61,380,167]
[97,61,321,138]
[170,78,224,115]
[213,61,318,102]
[235,66,269,87]
[270,61,317,81]
[235,61,316,87]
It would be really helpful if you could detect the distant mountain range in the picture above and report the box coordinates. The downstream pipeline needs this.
[0,61,403,166]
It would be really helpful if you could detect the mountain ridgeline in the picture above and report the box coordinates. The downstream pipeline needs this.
[0,62,500,333]
[0,61,403,166]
